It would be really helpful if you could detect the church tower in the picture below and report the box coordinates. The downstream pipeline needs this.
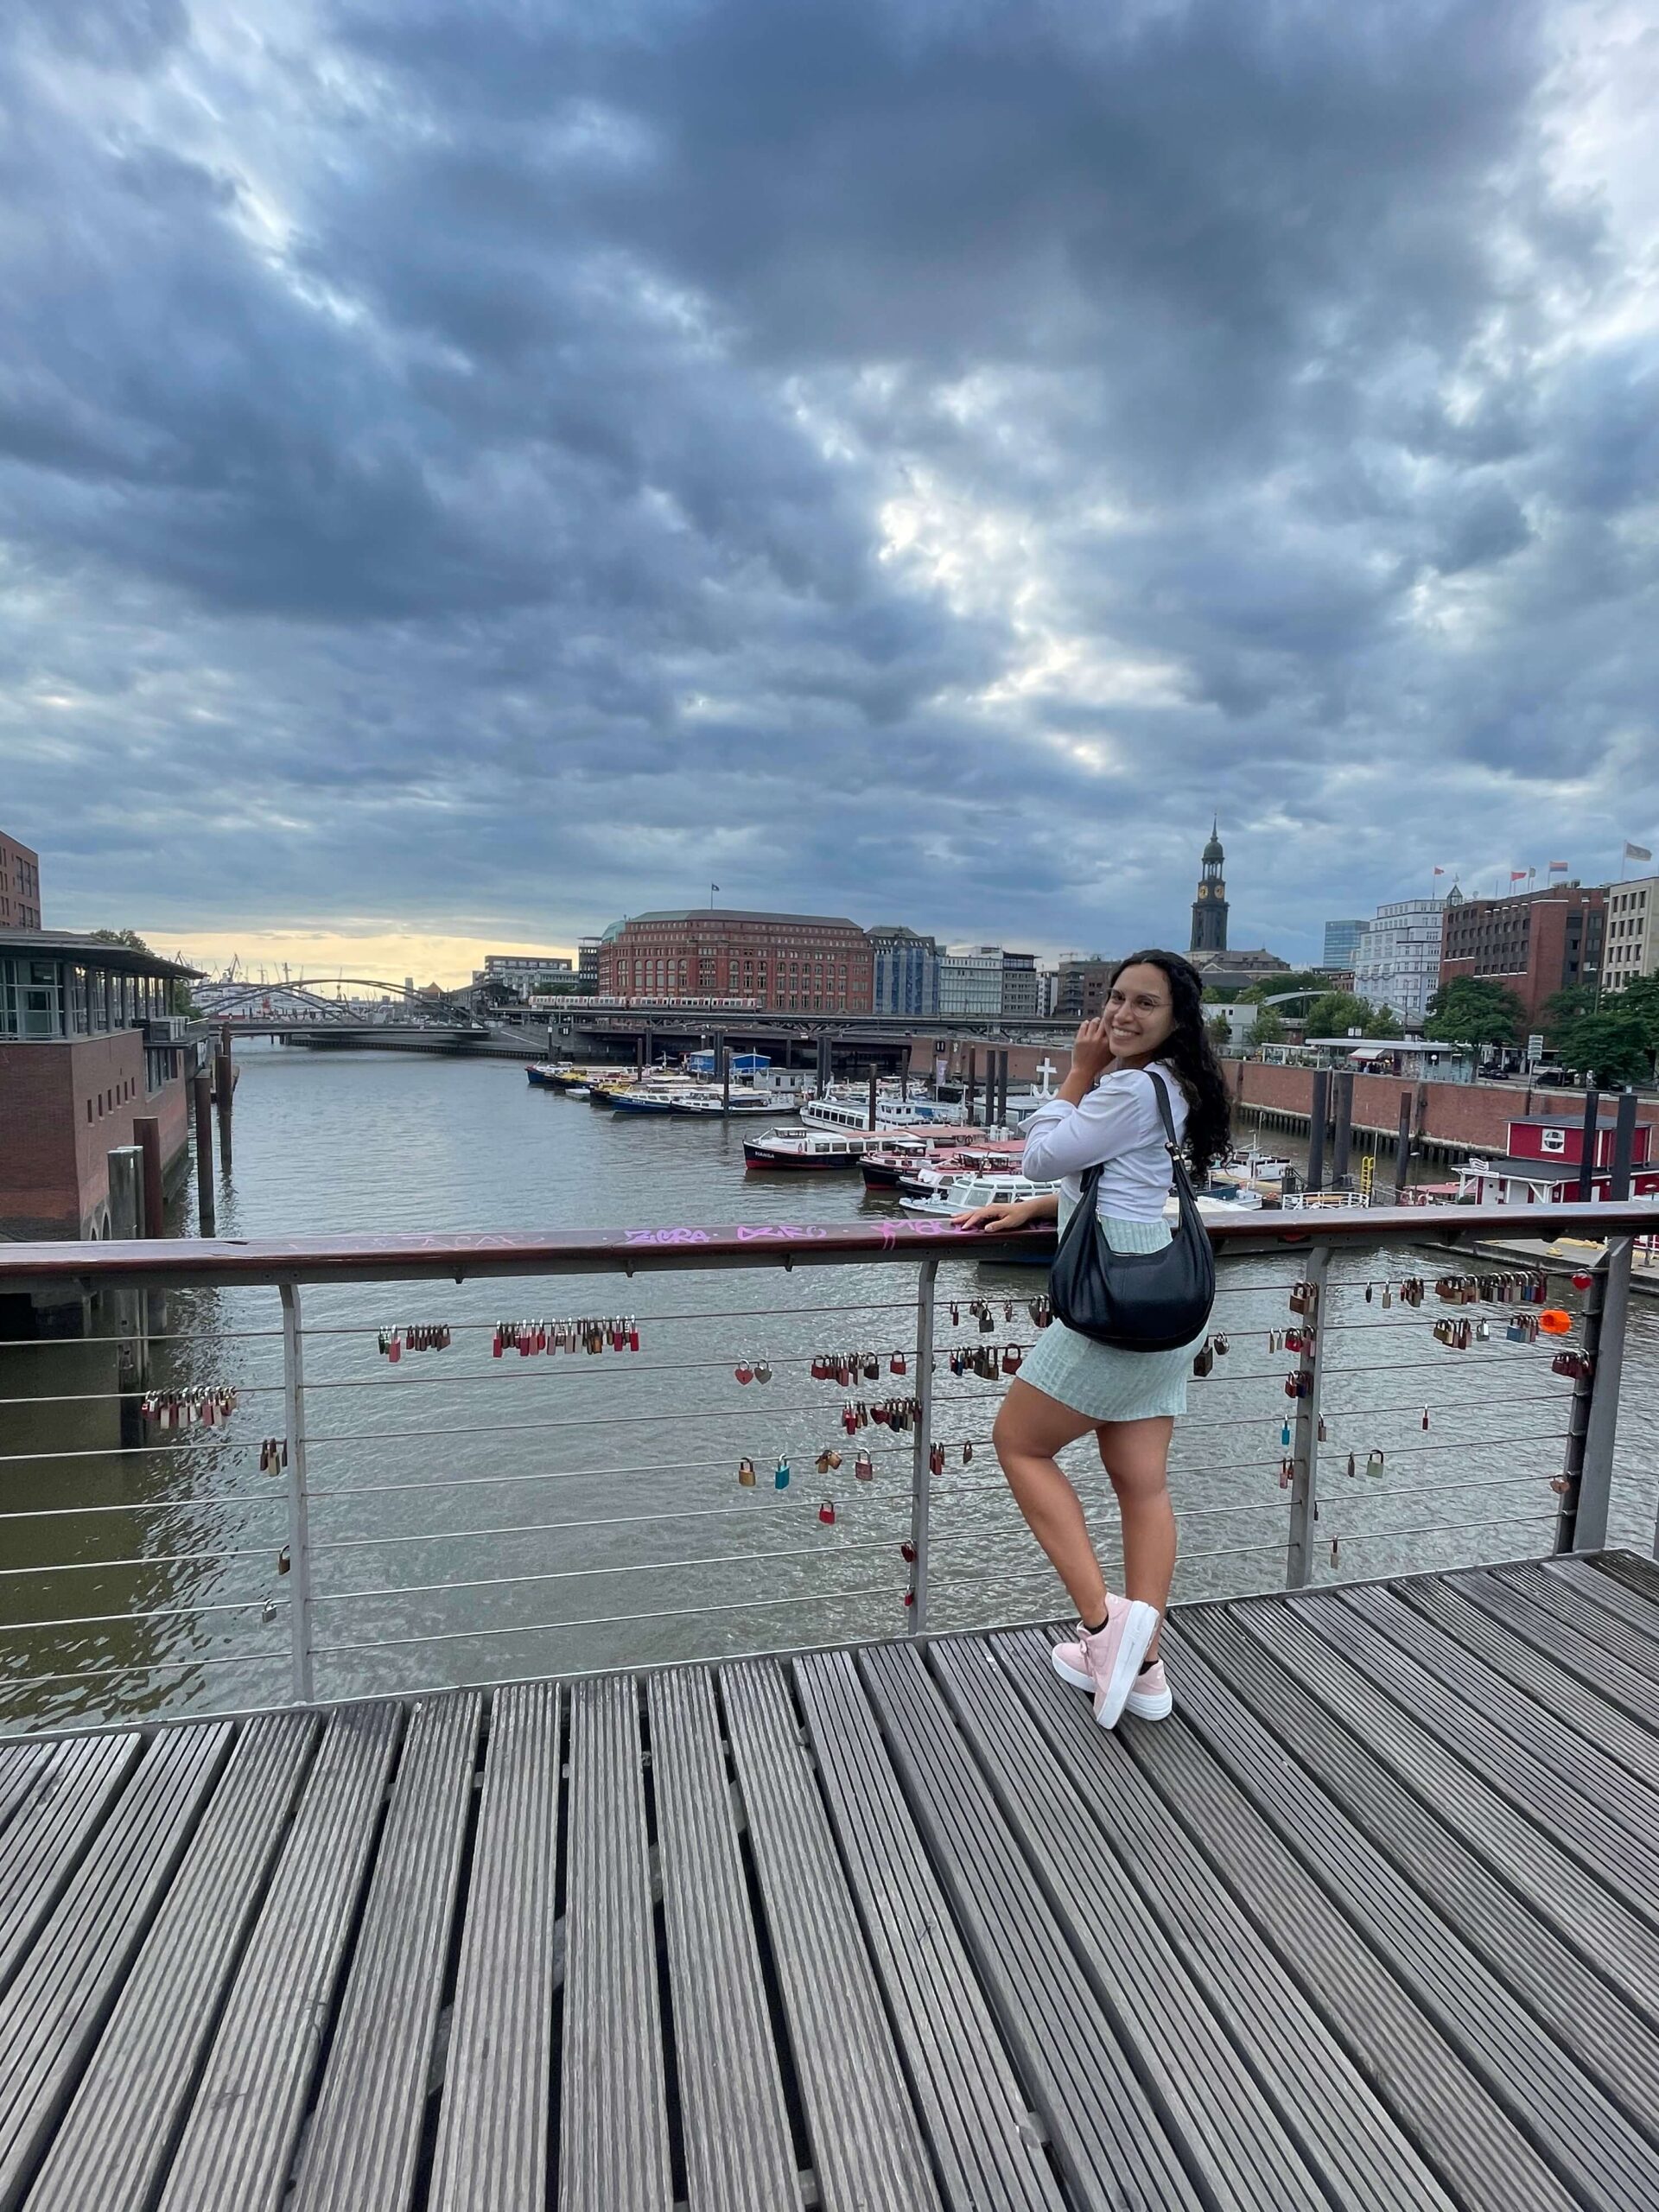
[1190,819,1229,954]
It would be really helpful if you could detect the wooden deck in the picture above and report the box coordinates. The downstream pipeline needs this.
[3,1552,1659,2212]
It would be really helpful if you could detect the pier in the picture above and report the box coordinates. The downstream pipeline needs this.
[2,1204,1656,2212]
[5,1555,1659,2212]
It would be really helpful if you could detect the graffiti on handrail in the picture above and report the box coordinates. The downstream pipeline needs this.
[622,1226,715,1246]
[735,1224,830,1242]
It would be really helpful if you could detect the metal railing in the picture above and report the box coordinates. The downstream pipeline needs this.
[1,1201,1654,1736]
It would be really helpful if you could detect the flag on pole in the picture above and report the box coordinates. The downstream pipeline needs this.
[1509,869,1527,881]
[1433,866,1444,875]
[1626,842,1653,863]
[1548,860,1568,872]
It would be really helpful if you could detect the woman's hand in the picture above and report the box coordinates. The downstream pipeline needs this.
[951,1197,1046,1232]
[1068,1014,1117,1087]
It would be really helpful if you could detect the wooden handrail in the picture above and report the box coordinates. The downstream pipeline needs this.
[0,1201,1653,1291]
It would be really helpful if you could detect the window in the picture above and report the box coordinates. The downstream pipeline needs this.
[1541,1128,1566,1154]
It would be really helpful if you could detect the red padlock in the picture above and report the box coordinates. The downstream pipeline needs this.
[900,1540,916,1562]
[818,1499,836,1525]
[891,1351,906,1375]
[734,1358,754,1385]
[1571,1272,1593,1291]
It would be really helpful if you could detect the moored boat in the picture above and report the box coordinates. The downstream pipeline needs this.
[743,1127,890,1168]
[900,1171,1059,1216]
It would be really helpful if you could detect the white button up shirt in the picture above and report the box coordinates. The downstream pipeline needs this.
[1020,1063,1189,1222]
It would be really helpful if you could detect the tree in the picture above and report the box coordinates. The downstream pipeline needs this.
[1609,975,1659,1074]
[1554,1012,1650,1089]
[1363,1002,1402,1038]
[1423,977,1525,1046]
[1246,1007,1286,1048]
[1305,990,1371,1038]
[1539,985,1596,1043]
[87,927,195,1014]
[1205,1014,1234,1048]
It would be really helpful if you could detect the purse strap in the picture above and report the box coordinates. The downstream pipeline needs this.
[1070,1065,1192,1204]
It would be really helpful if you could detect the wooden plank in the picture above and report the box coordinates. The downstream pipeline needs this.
[721,1659,941,2212]
[1128,1627,1583,2212]
[1592,1549,1659,1608]
[155,1701,402,2212]
[1398,1573,1659,1789]
[1180,1604,1659,2138]
[796,1649,1066,2212]
[647,1668,800,2212]
[427,1681,561,2212]
[1338,1582,1659,1841]
[0,1733,140,1993]
[0,1744,51,1834]
[1234,1586,1659,2018]
[902,1633,1340,2212]
[859,1641,1204,2212]
[1280,1587,1659,1914]
[557,1675,673,2212]
[982,1627,1457,2212]
[289,1694,481,2212]
[24,1712,318,2212]
[0,1724,231,2211]
[1163,1619,1657,2212]
[1452,1568,1659,1730]
[1513,1557,1659,1674]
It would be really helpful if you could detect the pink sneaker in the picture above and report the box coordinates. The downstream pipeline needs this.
[1050,1598,1159,1728]
[1124,1656,1173,1721]
[1052,1601,1172,1721]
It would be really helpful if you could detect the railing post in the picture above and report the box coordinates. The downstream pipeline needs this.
[278,1281,316,1701]
[1285,1243,1329,1589]
[1556,1238,1630,1555]
[908,1258,939,1631]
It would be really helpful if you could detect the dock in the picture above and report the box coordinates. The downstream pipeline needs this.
[4,1552,1659,2212]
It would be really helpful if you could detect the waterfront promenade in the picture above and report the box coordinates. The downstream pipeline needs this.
[4,1554,1659,2211]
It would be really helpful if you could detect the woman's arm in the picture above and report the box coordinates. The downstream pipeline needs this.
[1020,1075,1154,1182]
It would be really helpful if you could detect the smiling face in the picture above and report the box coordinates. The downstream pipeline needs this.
[1105,963,1178,1064]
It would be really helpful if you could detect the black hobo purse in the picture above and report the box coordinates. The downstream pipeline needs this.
[1047,1068,1216,1351]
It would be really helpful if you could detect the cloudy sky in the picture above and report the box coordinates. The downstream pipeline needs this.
[3,0,1656,984]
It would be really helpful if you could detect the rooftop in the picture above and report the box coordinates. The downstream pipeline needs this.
[611,907,863,930]
[0,927,200,979]
[4,1555,1656,2211]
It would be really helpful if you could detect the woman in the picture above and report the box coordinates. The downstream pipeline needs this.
[954,950,1230,1728]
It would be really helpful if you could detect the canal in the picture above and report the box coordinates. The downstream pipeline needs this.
[4,1044,1656,1731]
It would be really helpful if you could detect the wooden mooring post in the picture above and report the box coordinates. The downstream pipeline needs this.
[214,1023,234,1173]
[191,1070,215,1234]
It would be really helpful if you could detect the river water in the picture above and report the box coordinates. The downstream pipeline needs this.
[4,1043,1656,1731]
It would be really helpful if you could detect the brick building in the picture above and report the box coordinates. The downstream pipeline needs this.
[0,931,200,1239]
[0,829,42,931]
[596,909,872,1014]
[1439,883,1606,1027]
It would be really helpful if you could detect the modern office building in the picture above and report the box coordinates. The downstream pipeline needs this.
[1438,883,1607,1027]
[937,945,1006,1019]
[1321,918,1365,973]
[475,952,574,990]
[576,938,602,993]
[868,926,939,1019]
[1601,877,1659,995]
[1353,895,1448,1026]
[597,911,872,1014]
[0,830,41,931]
[1052,957,1116,1020]
[1000,950,1039,1020]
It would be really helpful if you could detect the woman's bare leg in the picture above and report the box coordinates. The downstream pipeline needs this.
[992,1378,1112,1624]
[1097,1416,1176,1658]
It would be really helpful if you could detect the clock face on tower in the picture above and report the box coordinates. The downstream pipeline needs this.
[1197,886,1209,899]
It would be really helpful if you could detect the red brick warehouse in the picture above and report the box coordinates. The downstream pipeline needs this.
[596,909,874,1014]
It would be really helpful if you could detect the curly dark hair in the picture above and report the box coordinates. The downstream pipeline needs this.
[1109,950,1233,1180]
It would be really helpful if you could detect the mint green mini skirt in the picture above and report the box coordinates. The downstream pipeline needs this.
[1016,1206,1203,1422]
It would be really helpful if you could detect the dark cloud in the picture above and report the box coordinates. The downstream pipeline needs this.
[0,0,1656,968]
